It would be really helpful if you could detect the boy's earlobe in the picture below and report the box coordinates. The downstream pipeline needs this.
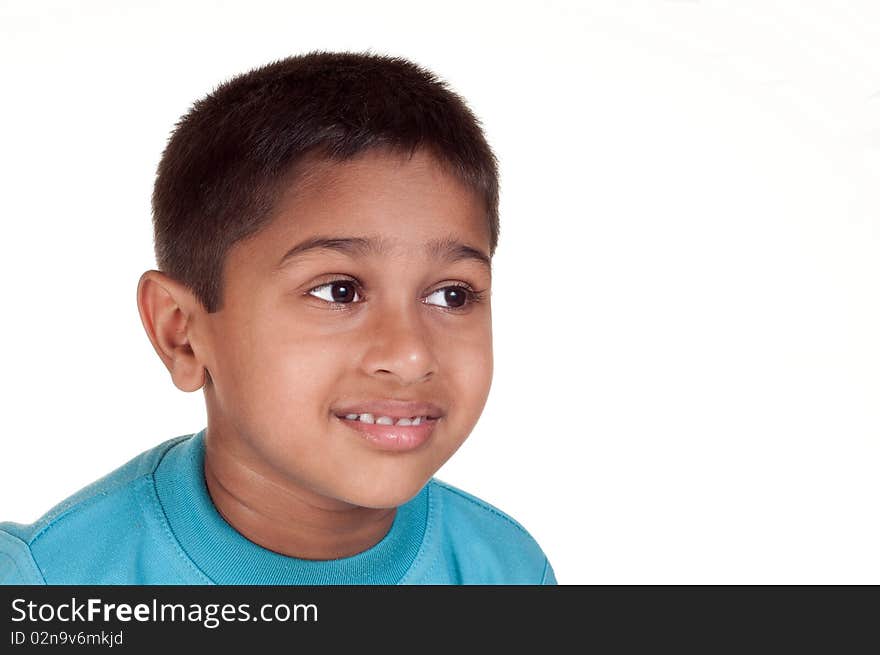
[136,270,207,392]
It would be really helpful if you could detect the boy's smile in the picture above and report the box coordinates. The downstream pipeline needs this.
[141,147,494,558]
[331,397,444,452]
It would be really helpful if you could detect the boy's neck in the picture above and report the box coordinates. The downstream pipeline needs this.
[202,434,396,561]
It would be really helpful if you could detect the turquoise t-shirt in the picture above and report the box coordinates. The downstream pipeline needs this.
[0,429,555,585]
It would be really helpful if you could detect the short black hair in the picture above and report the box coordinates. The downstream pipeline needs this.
[151,50,500,313]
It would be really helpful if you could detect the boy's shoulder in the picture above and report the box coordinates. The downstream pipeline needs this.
[412,479,556,585]
[0,435,193,585]
[427,478,541,542]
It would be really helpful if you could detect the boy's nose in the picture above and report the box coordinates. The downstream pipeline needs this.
[362,302,438,384]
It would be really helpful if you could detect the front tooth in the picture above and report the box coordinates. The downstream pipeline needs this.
[412,416,422,426]
[359,413,375,424]
[376,415,395,425]
[345,414,359,420]
[396,417,413,426]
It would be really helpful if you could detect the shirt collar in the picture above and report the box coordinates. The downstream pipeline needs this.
[153,428,429,584]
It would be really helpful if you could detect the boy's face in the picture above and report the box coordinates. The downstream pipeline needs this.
[196,148,493,509]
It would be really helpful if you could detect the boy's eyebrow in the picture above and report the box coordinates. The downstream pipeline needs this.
[275,235,492,273]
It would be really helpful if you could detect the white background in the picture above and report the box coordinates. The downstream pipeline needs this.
[1,0,878,584]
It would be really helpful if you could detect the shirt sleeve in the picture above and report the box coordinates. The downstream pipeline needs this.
[0,529,46,585]
[540,558,557,585]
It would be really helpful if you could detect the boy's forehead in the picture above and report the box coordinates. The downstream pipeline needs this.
[261,148,491,253]
[287,146,455,189]
[274,234,492,274]
[281,147,479,210]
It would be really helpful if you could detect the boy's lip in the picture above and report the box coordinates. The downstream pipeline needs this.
[336,414,437,452]
[332,399,445,420]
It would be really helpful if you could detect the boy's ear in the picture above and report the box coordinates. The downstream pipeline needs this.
[136,270,209,392]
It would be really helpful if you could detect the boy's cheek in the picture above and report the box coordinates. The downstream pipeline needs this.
[452,349,493,422]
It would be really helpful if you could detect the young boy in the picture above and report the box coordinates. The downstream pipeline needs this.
[0,51,556,585]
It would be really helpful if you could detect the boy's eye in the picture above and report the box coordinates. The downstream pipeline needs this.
[307,280,482,310]
[424,286,470,309]
[308,281,361,304]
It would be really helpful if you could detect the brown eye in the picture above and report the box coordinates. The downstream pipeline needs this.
[309,280,361,304]
[443,288,467,308]
[425,286,473,309]
[330,282,356,302]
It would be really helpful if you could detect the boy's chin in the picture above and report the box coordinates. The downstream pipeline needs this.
[341,477,429,510]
